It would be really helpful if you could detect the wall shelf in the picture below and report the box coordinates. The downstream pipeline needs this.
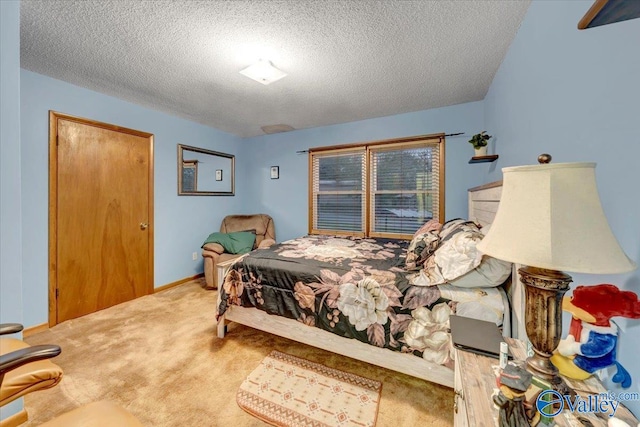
[469,155,499,164]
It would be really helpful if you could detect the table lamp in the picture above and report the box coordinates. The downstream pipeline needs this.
[476,154,636,385]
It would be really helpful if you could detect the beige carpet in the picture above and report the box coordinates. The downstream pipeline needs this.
[24,279,453,426]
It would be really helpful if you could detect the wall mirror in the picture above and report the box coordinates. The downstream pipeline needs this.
[178,144,235,195]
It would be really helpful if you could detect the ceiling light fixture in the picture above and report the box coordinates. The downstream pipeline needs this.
[239,59,287,85]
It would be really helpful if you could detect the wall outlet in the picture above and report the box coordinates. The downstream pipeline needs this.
[192,252,198,261]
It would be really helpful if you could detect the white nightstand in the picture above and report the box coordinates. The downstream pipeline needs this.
[453,338,638,427]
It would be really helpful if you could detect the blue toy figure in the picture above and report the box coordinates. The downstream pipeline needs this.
[550,284,640,388]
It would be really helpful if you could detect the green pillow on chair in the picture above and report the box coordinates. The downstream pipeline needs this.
[201,231,256,254]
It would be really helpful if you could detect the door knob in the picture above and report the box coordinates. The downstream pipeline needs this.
[140,222,149,230]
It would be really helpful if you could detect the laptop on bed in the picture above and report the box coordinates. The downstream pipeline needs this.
[449,315,511,360]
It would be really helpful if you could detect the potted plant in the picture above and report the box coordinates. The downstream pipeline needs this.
[469,131,492,156]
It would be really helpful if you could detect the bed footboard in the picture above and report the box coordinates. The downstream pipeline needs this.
[219,305,455,388]
[217,313,226,338]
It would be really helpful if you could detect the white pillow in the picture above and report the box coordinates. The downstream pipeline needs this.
[446,256,511,288]
[437,284,505,325]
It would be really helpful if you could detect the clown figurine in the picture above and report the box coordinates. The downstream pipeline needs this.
[551,284,640,388]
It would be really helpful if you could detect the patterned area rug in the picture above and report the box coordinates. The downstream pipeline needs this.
[237,350,382,427]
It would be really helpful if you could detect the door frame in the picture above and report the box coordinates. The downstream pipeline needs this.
[48,111,155,327]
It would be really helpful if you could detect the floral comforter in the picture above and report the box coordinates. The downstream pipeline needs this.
[216,235,506,368]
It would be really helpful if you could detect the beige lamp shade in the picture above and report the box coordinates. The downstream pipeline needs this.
[477,162,636,274]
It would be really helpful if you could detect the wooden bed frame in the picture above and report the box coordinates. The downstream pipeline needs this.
[216,180,517,388]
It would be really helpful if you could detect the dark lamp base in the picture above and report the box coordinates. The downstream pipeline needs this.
[518,266,573,386]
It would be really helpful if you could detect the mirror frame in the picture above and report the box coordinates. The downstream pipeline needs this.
[177,144,235,196]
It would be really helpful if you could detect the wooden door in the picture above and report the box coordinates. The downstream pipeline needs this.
[49,112,154,325]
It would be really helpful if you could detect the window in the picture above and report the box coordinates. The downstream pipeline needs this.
[309,134,444,239]
[311,148,366,234]
[181,160,198,192]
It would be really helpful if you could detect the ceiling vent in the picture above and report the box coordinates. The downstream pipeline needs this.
[261,124,295,134]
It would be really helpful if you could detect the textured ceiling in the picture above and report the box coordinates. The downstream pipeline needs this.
[20,1,531,138]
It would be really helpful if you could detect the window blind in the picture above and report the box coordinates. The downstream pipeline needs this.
[369,141,440,238]
[311,149,367,235]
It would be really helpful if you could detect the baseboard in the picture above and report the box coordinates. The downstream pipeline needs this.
[34,275,204,330]
[154,273,204,293]
[23,322,49,337]
[0,409,28,427]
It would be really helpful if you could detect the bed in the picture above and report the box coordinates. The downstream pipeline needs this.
[216,180,515,388]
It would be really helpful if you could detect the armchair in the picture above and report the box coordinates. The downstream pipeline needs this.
[202,214,276,289]
[1,323,63,416]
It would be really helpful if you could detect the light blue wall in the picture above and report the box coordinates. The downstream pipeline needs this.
[20,70,245,327]
[1,0,22,324]
[242,101,488,241]
[484,0,640,415]
[0,0,24,421]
